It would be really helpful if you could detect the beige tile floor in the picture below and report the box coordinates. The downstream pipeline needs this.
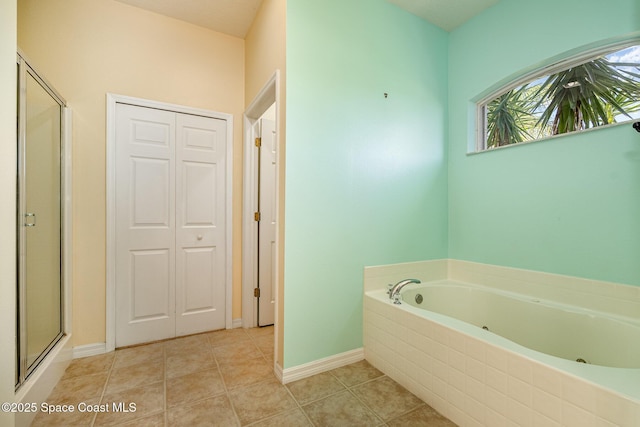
[32,327,456,426]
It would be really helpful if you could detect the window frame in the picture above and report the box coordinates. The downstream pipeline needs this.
[474,38,640,153]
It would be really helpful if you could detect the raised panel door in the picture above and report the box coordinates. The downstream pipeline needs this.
[115,104,176,346]
[175,113,227,335]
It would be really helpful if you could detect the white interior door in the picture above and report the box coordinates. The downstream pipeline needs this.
[115,104,176,347]
[258,118,276,326]
[115,103,227,347]
[175,113,227,335]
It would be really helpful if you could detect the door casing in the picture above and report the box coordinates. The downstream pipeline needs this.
[106,93,233,352]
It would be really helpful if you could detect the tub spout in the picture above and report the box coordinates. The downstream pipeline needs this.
[388,279,421,304]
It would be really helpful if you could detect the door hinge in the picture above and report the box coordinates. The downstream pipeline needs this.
[254,211,261,221]
[254,287,260,298]
[255,137,262,147]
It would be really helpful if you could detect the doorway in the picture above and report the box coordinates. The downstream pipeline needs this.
[256,106,276,326]
[242,71,280,330]
[106,95,233,350]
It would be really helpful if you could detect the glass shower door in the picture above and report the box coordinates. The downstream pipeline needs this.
[17,57,64,384]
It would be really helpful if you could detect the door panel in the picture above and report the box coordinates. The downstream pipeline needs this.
[183,162,217,225]
[23,69,63,370]
[258,118,276,326]
[181,247,216,312]
[131,118,171,146]
[130,249,171,321]
[115,104,176,347]
[131,158,171,227]
[175,113,227,335]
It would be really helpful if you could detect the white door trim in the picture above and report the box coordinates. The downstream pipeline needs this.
[242,71,280,329]
[106,93,233,352]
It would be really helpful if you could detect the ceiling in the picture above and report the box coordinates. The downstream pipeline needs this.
[113,0,264,38]
[388,0,500,31]
[113,0,498,38]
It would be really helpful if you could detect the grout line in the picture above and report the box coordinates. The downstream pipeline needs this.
[331,368,425,425]
[291,388,349,407]
[163,343,168,427]
[281,379,316,426]
[216,360,243,426]
[344,383,386,425]
[91,351,118,427]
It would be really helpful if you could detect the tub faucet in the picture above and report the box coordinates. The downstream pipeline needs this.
[388,279,421,304]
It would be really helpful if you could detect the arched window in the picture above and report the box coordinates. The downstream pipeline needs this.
[477,41,640,151]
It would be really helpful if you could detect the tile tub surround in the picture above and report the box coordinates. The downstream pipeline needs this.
[364,259,640,320]
[446,260,640,321]
[363,259,640,427]
[32,326,457,426]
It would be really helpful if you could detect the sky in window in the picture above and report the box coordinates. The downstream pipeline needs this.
[608,45,640,63]
[609,45,640,120]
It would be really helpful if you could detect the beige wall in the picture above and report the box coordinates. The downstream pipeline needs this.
[0,1,17,424]
[18,0,245,346]
[245,0,286,106]
[244,0,286,366]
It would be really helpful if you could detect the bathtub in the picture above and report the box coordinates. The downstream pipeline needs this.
[400,282,640,369]
[364,278,640,426]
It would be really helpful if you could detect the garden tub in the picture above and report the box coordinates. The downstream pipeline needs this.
[364,279,640,426]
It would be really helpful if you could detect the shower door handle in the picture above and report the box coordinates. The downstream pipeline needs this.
[25,212,36,227]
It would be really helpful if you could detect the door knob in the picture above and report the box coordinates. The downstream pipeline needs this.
[197,235,203,240]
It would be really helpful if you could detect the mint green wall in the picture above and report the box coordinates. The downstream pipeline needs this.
[285,0,448,367]
[448,0,640,285]
[285,0,640,369]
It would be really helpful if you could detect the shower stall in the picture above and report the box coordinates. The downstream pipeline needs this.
[15,51,72,423]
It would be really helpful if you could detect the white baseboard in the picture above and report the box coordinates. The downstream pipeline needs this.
[232,318,243,329]
[73,343,107,359]
[274,362,284,382]
[281,348,364,384]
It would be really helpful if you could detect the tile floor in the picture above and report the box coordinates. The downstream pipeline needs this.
[32,327,456,426]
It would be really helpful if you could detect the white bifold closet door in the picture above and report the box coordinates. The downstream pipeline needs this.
[115,103,227,347]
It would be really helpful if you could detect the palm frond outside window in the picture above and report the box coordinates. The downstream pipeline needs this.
[478,43,640,151]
